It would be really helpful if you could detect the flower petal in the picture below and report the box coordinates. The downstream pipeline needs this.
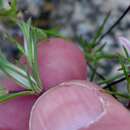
[118,37,130,51]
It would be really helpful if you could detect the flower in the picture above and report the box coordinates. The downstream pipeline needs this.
[118,36,130,51]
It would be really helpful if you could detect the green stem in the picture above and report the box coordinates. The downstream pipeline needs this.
[97,5,130,43]
[103,76,127,89]
[88,64,106,80]
[105,90,130,99]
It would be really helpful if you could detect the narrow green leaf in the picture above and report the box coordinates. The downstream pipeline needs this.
[90,61,98,81]
[0,85,8,96]
[3,32,24,54]
[44,28,62,37]
[100,73,124,85]
[0,90,34,103]
[119,58,130,93]
[106,90,130,99]
[123,46,129,58]
[91,11,111,47]
[18,19,43,92]
[77,36,90,50]
[0,57,36,90]
[95,53,119,61]
[94,43,106,53]
[18,19,32,63]
[32,26,47,40]
[31,34,42,92]
[88,63,106,81]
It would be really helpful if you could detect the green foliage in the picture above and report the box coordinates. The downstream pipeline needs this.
[0,90,34,103]
[0,0,17,20]
[0,0,62,101]
[0,1,130,103]
[18,19,44,92]
[78,6,130,101]
[0,85,7,96]
[3,32,24,54]
[0,54,36,90]
[91,11,111,47]
[0,0,3,9]
[106,90,130,99]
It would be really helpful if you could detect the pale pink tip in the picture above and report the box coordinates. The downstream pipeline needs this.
[118,36,130,51]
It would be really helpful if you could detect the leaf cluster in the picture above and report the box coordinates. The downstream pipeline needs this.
[78,6,130,101]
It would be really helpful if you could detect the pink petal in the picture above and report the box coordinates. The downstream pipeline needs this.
[118,36,130,51]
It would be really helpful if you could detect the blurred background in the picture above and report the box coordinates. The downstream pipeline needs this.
[0,0,130,57]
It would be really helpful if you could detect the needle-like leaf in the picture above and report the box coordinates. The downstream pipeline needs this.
[3,32,24,54]
[0,90,34,103]
[18,19,43,92]
[0,56,36,90]
[91,11,111,47]
[106,90,130,99]
[0,85,8,96]
[119,57,130,93]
